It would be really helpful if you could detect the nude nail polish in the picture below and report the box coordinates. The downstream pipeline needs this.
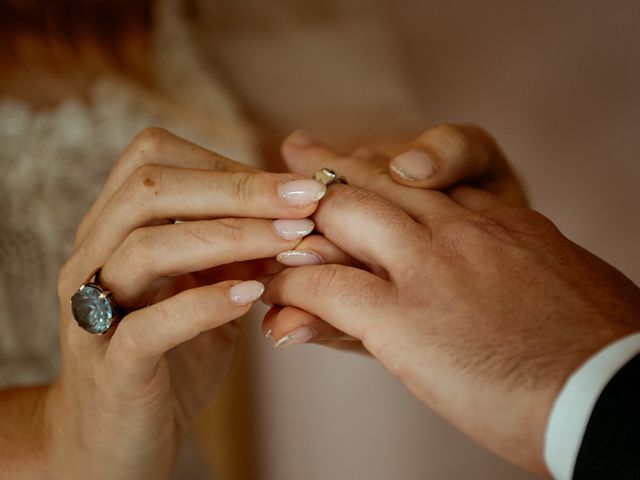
[272,218,315,240]
[229,280,265,305]
[276,250,323,266]
[279,179,326,206]
[390,150,438,181]
[274,326,316,348]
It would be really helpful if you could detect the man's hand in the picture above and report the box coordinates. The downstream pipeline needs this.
[263,124,528,349]
[262,159,640,475]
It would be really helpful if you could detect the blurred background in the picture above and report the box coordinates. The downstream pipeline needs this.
[189,1,640,479]
[2,0,638,479]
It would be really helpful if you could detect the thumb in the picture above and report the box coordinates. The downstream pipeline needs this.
[389,124,503,189]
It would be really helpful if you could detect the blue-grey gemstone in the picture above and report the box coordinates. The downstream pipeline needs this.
[71,284,115,334]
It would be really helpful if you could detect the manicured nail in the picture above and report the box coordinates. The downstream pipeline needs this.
[276,250,323,266]
[272,218,315,240]
[265,329,273,339]
[287,130,315,147]
[229,280,265,305]
[274,326,316,348]
[279,179,326,206]
[390,150,438,181]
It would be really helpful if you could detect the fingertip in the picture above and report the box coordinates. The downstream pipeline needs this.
[229,280,265,305]
[274,325,317,349]
[389,149,439,186]
[284,129,315,148]
[262,305,281,338]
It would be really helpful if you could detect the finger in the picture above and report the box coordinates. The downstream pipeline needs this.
[350,145,388,162]
[100,218,315,307]
[306,184,429,276]
[282,130,387,180]
[107,280,264,380]
[388,124,528,206]
[275,234,362,270]
[262,264,390,340]
[262,305,280,339]
[73,168,326,278]
[269,234,364,347]
[77,127,258,245]
[267,306,356,348]
[281,130,464,225]
[448,185,506,212]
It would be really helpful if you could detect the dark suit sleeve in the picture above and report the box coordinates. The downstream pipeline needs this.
[572,353,640,479]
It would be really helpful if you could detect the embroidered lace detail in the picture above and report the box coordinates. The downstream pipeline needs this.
[0,0,257,387]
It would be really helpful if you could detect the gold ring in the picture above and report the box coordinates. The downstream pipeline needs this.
[312,167,346,185]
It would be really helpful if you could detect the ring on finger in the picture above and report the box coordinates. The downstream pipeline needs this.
[70,268,124,335]
[312,167,347,186]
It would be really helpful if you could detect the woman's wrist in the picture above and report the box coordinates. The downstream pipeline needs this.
[0,385,52,478]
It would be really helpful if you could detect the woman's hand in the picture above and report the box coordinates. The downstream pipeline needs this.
[43,128,326,479]
[262,124,527,348]
[262,136,640,474]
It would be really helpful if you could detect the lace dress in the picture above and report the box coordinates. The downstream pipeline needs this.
[0,0,257,476]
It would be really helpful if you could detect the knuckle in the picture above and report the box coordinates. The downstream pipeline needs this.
[131,163,162,185]
[104,228,155,295]
[331,185,413,231]
[120,227,155,268]
[118,128,170,174]
[126,226,156,252]
[130,127,169,159]
[462,123,499,151]
[333,185,382,209]
[124,164,165,204]
[468,213,512,238]
[513,208,561,237]
[307,264,342,296]
[429,123,471,149]
[426,123,499,164]
[214,218,247,244]
[440,216,496,250]
[228,171,255,206]
[432,122,467,139]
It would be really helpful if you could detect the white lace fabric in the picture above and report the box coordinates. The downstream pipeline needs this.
[0,0,258,389]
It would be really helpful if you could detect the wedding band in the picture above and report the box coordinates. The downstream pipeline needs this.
[70,268,122,335]
[312,167,346,185]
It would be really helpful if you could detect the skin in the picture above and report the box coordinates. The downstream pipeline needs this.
[261,126,640,475]
[3,6,637,476]
[263,124,528,346]
[0,128,328,478]
[0,123,541,478]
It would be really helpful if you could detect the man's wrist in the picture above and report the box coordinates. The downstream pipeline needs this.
[544,332,640,480]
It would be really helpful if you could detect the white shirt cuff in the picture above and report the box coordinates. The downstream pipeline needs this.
[544,332,640,480]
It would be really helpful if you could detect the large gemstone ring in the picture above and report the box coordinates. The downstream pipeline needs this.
[70,269,121,335]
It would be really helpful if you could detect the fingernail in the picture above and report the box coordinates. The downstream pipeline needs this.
[229,280,265,305]
[390,150,438,181]
[287,129,315,147]
[274,326,316,348]
[276,250,323,266]
[272,218,315,240]
[279,179,327,206]
[265,329,273,339]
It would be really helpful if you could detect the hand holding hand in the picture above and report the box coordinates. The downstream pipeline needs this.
[263,124,528,348]
[263,128,640,474]
[44,128,325,479]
